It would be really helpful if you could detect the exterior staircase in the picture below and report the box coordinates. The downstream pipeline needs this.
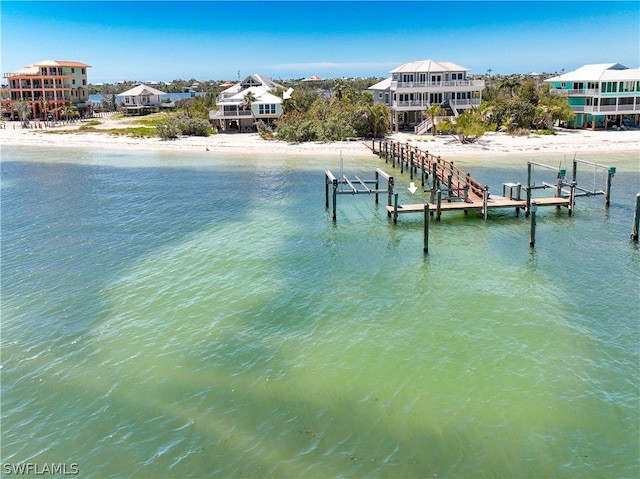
[414,116,433,135]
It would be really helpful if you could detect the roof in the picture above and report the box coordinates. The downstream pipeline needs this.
[220,74,283,96]
[117,84,167,97]
[545,63,637,82]
[6,60,91,77]
[222,86,283,104]
[368,77,392,90]
[33,60,91,68]
[390,60,469,74]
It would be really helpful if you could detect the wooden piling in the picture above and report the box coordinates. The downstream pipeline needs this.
[632,193,640,242]
[606,167,615,207]
[393,193,399,224]
[530,202,537,247]
[482,186,489,220]
[423,204,429,254]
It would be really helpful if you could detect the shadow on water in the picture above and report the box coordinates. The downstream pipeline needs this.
[2,154,639,478]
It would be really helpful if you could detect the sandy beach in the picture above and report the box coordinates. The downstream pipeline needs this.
[1,117,639,160]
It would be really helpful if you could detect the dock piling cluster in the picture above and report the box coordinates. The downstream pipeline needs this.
[326,139,620,253]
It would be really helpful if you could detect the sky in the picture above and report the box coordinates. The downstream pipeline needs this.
[1,1,639,84]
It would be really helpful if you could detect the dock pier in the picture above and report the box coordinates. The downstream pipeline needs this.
[326,139,617,253]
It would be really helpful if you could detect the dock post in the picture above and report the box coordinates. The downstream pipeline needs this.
[421,155,425,187]
[388,176,394,208]
[526,163,532,217]
[384,142,389,163]
[569,181,576,216]
[332,178,338,222]
[529,202,537,247]
[432,162,438,189]
[436,188,442,221]
[447,173,453,201]
[410,149,414,180]
[606,167,615,208]
[325,172,329,209]
[423,204,429,254]
[482,186,489,220]
[400,145,404,173]
[632,193,640,242]
[375,170,379,205]
[393,193,399,224]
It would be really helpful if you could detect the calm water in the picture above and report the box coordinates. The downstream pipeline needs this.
[1,144,639,478]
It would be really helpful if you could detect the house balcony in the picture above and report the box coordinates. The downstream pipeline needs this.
[571,103,640,114]
[391,79,485,91]
[210,109,253,120]
[392,98,481,111]
[551,88,600,97]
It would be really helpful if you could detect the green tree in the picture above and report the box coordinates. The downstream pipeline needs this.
[519,80,539,106]
[58,104,79,122]
[425,103,444,136]
[438,109,486,143]
[498,75,522,98]
[14,100,31,127]
[535,85,575,129]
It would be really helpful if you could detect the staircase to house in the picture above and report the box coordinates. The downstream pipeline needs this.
[414,116,433,135]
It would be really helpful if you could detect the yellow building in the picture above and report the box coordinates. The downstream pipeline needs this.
[2,60,91,120]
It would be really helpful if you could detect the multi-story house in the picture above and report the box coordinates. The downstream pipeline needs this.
[2,60,91,120]
[545,63,640,129]
[209,74,289,132]
[369,60,484,133]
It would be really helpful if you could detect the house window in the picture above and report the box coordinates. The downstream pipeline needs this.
[259,104,276,115]
[378,93,382,99]
[71,68,75,74]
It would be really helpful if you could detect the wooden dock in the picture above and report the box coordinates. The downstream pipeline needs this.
[368,139,576,221]
[325,139,617,253]
[386,196,571,219]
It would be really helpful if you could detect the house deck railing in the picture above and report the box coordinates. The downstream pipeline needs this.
[392,79,484,89]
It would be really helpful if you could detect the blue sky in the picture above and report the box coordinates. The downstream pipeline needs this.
[2,1,639,83]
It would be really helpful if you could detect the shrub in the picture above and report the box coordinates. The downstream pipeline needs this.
[155,118,180,139]
[177,118,210,137]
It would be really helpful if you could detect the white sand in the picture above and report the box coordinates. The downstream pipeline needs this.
[1,117,639,160]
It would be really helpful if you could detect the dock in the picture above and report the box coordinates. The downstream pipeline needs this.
[326,139,617,253]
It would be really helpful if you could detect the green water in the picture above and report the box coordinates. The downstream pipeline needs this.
[1,146,638,478]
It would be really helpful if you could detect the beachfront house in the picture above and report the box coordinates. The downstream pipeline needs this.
[209,74,288,132]
[369,60,484,133]
[2,60,91,121]
[545,63,640,129]
[116,84,167,115]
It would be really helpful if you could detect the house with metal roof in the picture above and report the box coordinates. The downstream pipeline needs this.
[369,60,484,133]
[2,60,91,120]
[209,74,289,132]
[545,63,640,129]
[116,84,167,115]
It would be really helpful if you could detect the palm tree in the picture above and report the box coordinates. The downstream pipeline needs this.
[333,78,348,101]
[14,100,31,128]
[365,103,390,138]
[58,104,79,123]
[241,90,257,129]
[426,103,444,136]
[498,75,522,98]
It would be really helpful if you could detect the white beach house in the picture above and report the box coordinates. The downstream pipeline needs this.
[117,84,166,115]
[545,63,640,129]
[209,74,288,132]
[369,60,484,133]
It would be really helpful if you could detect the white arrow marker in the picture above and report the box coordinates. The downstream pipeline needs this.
[408,182,418,194]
